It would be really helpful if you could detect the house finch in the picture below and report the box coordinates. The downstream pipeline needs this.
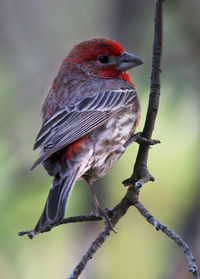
[28,38,143,237]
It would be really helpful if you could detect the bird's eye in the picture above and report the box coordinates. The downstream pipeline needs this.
[98,55,109,64]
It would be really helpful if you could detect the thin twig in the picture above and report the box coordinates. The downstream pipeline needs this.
[18,214,102,238]
[127,0,163,188]
[67,226,111,279]
[134,201,200,279]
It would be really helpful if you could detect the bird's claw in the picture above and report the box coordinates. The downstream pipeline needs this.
[137,136,160,146]
[90,207,116,233]
[124,132,160,148]
[97,207,116,233]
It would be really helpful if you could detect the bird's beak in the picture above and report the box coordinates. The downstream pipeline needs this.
[116,52,143,72]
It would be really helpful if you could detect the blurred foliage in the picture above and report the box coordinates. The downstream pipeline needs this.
[0,0,199,278]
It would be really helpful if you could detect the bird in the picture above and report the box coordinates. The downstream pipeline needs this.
[29,38,143,237]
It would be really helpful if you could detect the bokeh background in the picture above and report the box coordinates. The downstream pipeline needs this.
[0,0,200,278]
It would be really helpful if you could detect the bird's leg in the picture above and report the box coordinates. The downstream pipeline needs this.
[124,132,160,148]
[88,182,116,233]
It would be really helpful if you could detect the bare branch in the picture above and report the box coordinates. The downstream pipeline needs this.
[134,201,200,279]
[18,214,102,238]
[127,0,163,188]
[67,226,111,279]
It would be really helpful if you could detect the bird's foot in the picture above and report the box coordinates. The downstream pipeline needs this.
[124,132,160,148]
[91,207,116,233]
[98,207,116,233]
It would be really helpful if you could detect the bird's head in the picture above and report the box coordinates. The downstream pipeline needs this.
[65,38,143,82]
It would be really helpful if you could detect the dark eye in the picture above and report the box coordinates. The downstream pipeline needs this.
[98,55,109,64]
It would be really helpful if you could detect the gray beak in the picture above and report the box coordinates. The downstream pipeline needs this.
[116,52,143,72]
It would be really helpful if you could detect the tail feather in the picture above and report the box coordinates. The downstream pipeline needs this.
[34,169,79,234]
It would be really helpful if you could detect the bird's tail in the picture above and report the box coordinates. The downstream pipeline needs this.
[33,169,79,235]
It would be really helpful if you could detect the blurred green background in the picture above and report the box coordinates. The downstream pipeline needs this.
[0,0,200,278]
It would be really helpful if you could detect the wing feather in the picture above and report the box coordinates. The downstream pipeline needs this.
[31,87,138,169]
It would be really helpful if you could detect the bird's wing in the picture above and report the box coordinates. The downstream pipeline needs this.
[31,87,138,169]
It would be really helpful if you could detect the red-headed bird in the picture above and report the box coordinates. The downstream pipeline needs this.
[29,38,143,237]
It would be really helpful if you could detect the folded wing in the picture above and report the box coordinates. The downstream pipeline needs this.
[31,87,137,169]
